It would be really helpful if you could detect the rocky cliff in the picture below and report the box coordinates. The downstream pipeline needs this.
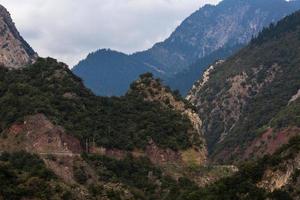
[0,5,37,68]
[188,10,300,164]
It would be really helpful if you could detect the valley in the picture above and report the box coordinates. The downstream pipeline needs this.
[0,0,300,199]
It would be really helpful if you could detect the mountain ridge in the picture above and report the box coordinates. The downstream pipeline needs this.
[1,3,300,199]
[73,0,300,96]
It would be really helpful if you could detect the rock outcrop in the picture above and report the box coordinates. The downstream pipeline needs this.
[257,138,300,194]
[0,5,37,68]
[258,154,300,192]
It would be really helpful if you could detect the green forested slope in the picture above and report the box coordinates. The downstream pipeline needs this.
[0,151,72,199]
[0,58,195,151]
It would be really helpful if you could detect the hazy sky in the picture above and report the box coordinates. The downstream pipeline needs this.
[0,0,221,66]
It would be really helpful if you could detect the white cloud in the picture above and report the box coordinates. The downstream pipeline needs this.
[0,0,221,66]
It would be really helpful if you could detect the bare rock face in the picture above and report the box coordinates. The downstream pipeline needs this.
[257,148,300,193]
[289,89,300,104]
[0,5,37,68]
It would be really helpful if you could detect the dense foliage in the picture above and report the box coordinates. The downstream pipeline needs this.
[0,58,193,151]
[1,137,299,200]
[252,10,300,45]
[271,99,300,129]
[84,154,201,200]
[0,151,71,199]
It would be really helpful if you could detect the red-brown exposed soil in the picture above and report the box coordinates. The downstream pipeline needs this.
[244,127,300,159]
[2,114,82,154]
[211,127,300,163]
[0,114,84,183]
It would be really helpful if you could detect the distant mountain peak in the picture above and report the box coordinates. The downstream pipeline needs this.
[0,4,37,68]
[73,0,300,96]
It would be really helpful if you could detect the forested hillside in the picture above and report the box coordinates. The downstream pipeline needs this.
[0,58,201,152]
[1,2,300,200]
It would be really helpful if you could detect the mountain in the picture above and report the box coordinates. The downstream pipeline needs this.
[0,5,37,68]
[0,58,211,199]
[0,58,205,156]
[72,49,151,96]
[73,0,300,96]
[0,6,214,198]
[1,4,300,199]
[187,10,300,164]
[0,48,297,200]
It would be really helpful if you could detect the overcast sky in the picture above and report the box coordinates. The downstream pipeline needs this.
[0,0,221,67]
